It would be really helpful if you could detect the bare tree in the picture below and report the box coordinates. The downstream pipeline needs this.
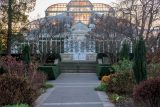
[22,15,72,63]
[117,0,160,39]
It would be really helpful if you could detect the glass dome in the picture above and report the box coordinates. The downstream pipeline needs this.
[67,0,93,24]
[67,0,93,7]
[45,0,114,24]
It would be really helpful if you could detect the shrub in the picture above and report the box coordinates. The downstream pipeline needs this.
[27,69,47,90]
[97,65,115,80]
[97,53,107,60]
[133,77,160,107]
[95,82,108,91]
[45,54,55,63]
[42,82,54,90]
[27,62,47,89]
[22,45,30,64]
[112,59,133,72]
[0,56,47,106]
[147,63,160,78]
[108,71,135,94]
[50,51,61,61]
[133,38,147,84]
[101,75,110,83]
[109,93,126,103]
[0,56,24,73]
[146,50,160,64]
[3,104,29,107]
[0,74,37,106]
[0,56,47,90]
[120,42,130,60]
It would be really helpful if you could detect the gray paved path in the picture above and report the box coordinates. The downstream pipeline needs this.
[36,73,115,107]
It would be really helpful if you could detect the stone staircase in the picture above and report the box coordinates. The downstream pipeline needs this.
[60,61,97,73]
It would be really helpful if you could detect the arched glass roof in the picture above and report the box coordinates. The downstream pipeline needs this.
[67,0,93,7]
[46,3,67,12]
[43,0,115,24]
[23,14,73,41]
[93,3,112,12]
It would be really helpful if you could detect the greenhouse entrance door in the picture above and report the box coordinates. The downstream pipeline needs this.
[73,41,86,61]
[73,52,86,60]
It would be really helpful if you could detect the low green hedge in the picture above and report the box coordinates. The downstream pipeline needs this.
[96,64,115,80]
[38,64,60,80]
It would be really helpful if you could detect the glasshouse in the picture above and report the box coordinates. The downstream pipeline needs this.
[12,0,133,61]
[1,0,160,106]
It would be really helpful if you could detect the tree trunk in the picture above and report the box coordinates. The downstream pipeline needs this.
[7,0,12,55]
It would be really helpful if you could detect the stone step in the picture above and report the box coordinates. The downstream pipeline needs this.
[60,65,97,69]
[60,61,97,64]
[60,64,97,69]
[60,67,96,71]
[61,69,96,73]
[60,61,97,73]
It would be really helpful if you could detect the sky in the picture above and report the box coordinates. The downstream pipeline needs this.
[29,0,117,21]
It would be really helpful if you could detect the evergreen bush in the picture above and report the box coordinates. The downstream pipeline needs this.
[22,45,30,64]
[133,38,147,84]
[120,42,129,60]
[112,59,133,72]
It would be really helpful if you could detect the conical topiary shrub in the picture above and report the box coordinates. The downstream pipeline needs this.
[133,38,147,84]
[22,45,30,64]
[120,42,129,60]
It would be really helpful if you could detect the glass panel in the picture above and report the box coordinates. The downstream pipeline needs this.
[68,0,93,7]
[45,2,112,23]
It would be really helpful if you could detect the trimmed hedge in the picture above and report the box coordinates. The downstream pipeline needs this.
[96,64,115,80]
[38,65,60,80]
